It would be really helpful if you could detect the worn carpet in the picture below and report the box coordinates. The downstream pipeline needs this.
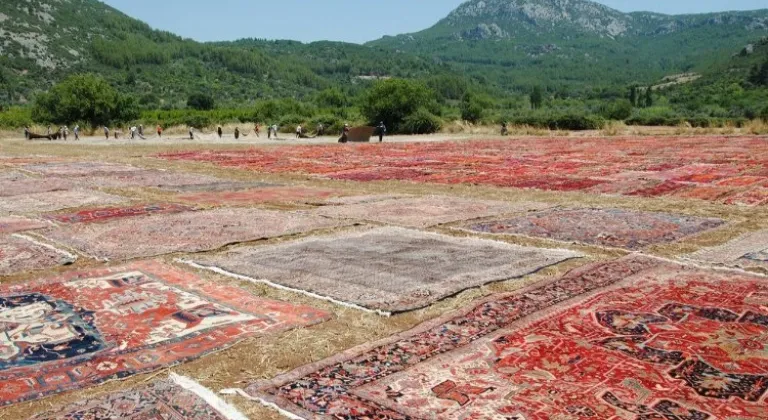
[0,177,74,197]
[0,217,49,234]
[76,170,224,189]
[44,203,197,224]
[190,227,580,314]
[316,196,549,228]
[0,190,128,214]
[32,374,248,420]
[462,208,726,250]
[174,186,339,206]
[249,255,768,419]
[161,180,281,193]
[0,234,76,276]
[22,162,142,177]
[0,261,330,406]
[324,194,411,205]
[687,229,768,270]
[40,208,349,261]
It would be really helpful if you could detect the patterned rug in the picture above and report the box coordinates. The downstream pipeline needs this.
[248,255,768,419]
[40,208,350,261]
[174,187,339,206]
[316,196,550,228]
[0,261,330,406]
[77,170,224,189]
[0,177,74,197]
[190,227,580,314]
[33,374,247,420]
[0,171,27,181]
[161,180,281,193]
[687,229,768,270]
[324,194,411,205]
[0,217,49,234]
[44,203,197,224]
[22,162,142,177]
[461,208,726,250]
[0,234,76,276]
[0,190,128,214]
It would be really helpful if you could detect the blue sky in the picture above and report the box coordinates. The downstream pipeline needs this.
[102,0,768,44]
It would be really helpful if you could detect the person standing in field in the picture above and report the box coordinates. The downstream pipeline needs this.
[73,125,80,140]
[377,121,386,142]
[47,125,52,136]
[217,126,223,138]
[188,126,194,140]
[254,123,260,138]
[317,123,325,136]
[234,127,240,140]
[138,125,144,137]
[156,125,163,138]
[271,124,279,139]
[103,126,110,140]
[63,126,69,141]
[339,123,350,143]
[296,124,302,138]
[23,126,29,140]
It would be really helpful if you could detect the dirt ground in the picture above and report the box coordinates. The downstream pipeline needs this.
[1,132,767,419]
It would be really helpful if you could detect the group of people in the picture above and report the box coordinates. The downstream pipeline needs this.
[102,125,163,140]
[24,125,81,141]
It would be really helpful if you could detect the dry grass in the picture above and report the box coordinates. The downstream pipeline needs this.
[1,133,768,419]
[601,121,626,136]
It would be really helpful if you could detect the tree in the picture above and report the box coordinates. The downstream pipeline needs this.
[530,86,543,110]
[644,88,653,107]
[360,79,438,133]
[629,86,638,107]
[460,92,484,123]
[187,93,215,110]
[31,74,138,127]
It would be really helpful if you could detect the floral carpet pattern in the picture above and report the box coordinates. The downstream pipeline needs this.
[316,195,550,228]
[0,190,128,214]
[0,234,75,276]
[191,227,581,313]
[462,207,726,250]
[688,229,768,270]
[158,136,768,205]
[40,208,350,260]
[33,376,246,420]
[44,203,197,224]
[0,217,48,234]
[175,186,340,206]
[0,261,330,406]
[249,255,768,419]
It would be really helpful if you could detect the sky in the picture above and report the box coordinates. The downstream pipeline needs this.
[101,0,768,44]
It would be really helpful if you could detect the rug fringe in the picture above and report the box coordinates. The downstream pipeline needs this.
[220,388,308,420]
[170,374,249,420]
[12,233,78,262]
[178,259,392,317]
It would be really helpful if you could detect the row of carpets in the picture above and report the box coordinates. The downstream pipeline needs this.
[13,255,768,418]
[157,136,768,206]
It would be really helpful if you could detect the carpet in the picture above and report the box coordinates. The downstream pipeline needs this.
[157,136,768,206]
[40,208,350,261]
[248,255,768,419]
[161,180,282,193]
[0,177,74,197]
[45,203,197,224]
[324,194,411,205]
[0,171,27,181]
[0,217,49,234]
[174,186,339,206]
[687,229,768,270]
[33,374,248,420]
[190,227,581,314]
[0,234,76,276]
[0,261,330,406]
[78,170,224,189]
[316,196,550,228]
[0,190,128,214]
[22,162,142,177]
[461,208,726,250]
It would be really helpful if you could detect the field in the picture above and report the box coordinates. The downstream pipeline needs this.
[1,133,767,419]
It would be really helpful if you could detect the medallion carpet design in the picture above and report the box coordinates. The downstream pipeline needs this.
[22,162,142,177]
[0,190,128,214]
[0,217,48,234]
[158,136,768,206]
[0,261,330,406]
[175,186,339,206]
[45,203,197,224]
[40,208,349,261]
[316,196,549,228]
[688,229,768,270]
[191,227,580,314]
[0,177,74,197]
[0,234,75,276]
[78,170,223,189]
[462,208,726,250]
[249,255,768,419]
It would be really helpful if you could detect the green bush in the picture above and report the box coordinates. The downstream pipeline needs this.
[509,112,605,130]
[401,108,442,134]
[183,114,212,129]
[600,99,633,121]
[187,93,215,111]
[360,79,438,133]
[460,93,485,123]
[0,107,32,128]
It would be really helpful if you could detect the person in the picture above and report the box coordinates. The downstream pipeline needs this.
[339,123,350,143]
[296,124,302,139]
[188,126,195,140]
[377,121,386,142]
[156,125,163,138]
[267,124,272,139]
[234,127,240,140]
[62,126,69,141]
[501,121,509,136]
[130,126,137,140]
[73,125,80,141]
[217,126,223,139]
[103,126,110,140]
[272,124,278,139]
[317,123,325,136]
[23,126,29,140]
[254,123,260,138]
[138,125,144,137]
[47,125,52,136]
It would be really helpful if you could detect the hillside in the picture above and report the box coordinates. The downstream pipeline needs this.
[368,0,768,94]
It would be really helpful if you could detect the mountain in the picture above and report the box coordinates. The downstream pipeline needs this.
[368,0,768,93]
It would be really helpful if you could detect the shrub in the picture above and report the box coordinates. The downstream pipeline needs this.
[183,114,212,129]
[460,93,485,124]
[360,79,438,133]
[0,107,32,128]
[401,108,442,134]
[187,93,215,111]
